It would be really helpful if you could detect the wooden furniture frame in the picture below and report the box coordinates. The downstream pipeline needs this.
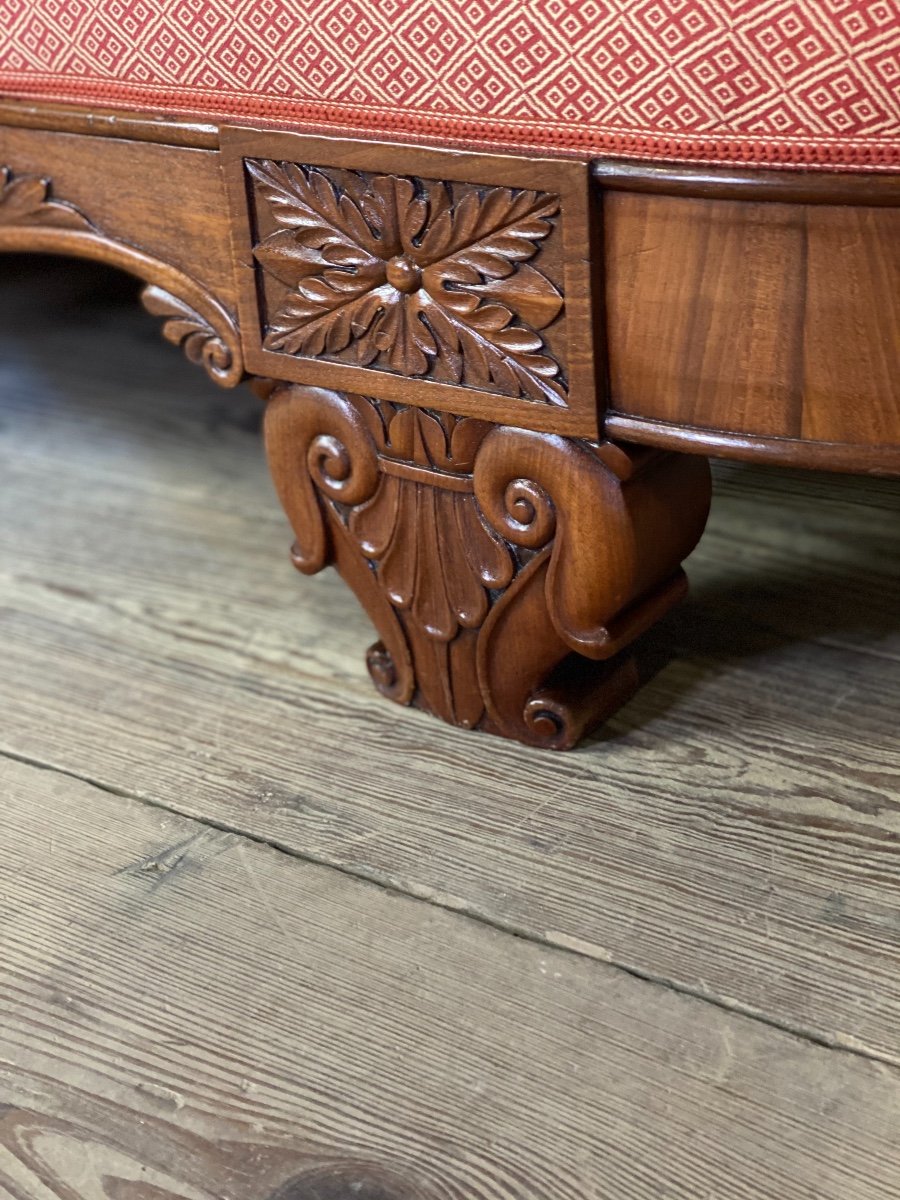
[2,99,897,749]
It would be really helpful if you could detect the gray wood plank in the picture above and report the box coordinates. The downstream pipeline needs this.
[692,461,900,664]
[3,755,900,1200]
[2,256,899,1070]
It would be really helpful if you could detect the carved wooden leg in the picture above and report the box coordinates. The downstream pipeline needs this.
[264,384,712,750]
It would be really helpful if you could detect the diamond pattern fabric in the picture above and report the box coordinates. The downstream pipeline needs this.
[0,0,897,168]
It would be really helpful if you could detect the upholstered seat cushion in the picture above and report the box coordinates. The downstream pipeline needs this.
[1,0,898,169]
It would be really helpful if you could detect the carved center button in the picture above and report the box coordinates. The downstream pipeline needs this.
[385,255,422,294]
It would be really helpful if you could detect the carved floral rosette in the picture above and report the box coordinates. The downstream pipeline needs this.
[246,160,569,405]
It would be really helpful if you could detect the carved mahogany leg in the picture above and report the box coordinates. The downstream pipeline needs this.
[264,384,712,750]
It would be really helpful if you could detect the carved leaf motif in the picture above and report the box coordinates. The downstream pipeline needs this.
[249,161,567,404]
[452,262,562,331]
[140,285,241,387]
[350,465,512,643]
[0,167,93,230]
[422,187,558,274]
[249,159,388,358]
[345,405,514,648]
[248,160,382,254]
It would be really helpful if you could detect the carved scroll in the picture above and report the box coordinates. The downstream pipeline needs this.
[264,384,712,749]
[140,285,242,389]
[0,165,244,388]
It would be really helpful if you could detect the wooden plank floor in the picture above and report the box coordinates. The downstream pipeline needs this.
[1,256,899,1197]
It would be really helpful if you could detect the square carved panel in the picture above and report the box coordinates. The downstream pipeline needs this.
[223,129,602,436]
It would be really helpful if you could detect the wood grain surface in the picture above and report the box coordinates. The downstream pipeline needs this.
[4,104,898,475]
[603,191,900,469]
[2,258,900,1196]
[5,755,900,1200]
[0,127,235,308]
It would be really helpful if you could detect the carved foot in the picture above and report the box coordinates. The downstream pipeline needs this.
[264,385,711,749]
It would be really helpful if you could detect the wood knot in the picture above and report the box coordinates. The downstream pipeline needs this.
[269,1162,423,1200]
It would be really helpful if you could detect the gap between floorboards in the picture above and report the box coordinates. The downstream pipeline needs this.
[3,741,898,1075]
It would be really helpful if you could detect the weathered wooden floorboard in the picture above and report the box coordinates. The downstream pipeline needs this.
[693,461,900,664]
[1,257,899,1070]
[3,755,900,1200]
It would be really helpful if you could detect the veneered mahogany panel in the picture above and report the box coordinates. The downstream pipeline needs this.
[0,127,235,308]
[604,190,900,456]
[604,193,808,438]
[802,204,900,446]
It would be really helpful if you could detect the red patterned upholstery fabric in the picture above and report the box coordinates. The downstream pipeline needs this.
[1,0,898,169]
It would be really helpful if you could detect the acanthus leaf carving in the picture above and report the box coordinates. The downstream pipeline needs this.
[0,163,243,388]
[140,285,244,389]
[347,404,514,647]
[0,166,93,231]
[264,385,712,748]
[0,165,244,390]
[248,160,567,405]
